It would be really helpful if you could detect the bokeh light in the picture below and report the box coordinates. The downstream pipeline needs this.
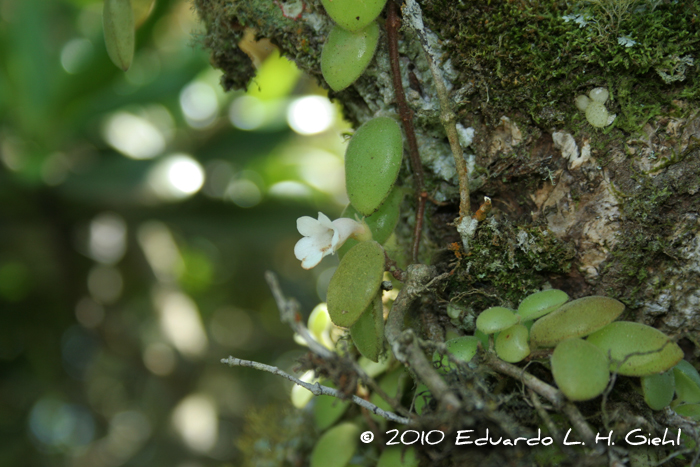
[286,95,335,135]
[147,154,205,200]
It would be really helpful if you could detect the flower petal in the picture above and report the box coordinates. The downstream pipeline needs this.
[300,249,325,269]
[317,212,334,229]
[294,237,318,261]
[330,218,362,250]
[297,216,327,236]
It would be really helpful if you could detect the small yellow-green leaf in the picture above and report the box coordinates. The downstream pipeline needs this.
[310,422,360,467]
[517,289,569,321]
[674,403,700,421]
[345,117,403,216]
[351,293,384,362]
[321,22,380,92]
[495,324,530,363]
[413,382,431,415]
[338,187,404,258]
[327,241,385,328]
[103,0,135,71]
[586,322,684,376]
[476,307,519,335]
[641,370,675,410]
[320,0,388,32]
[377,446,419,467]
[551,338,610,401]
[474,328,489,349]
[309,303,331,338]
[132,0,156,27]
[314,381,351,431]
[432,336,480,373]
[370,368,406,420]
[673,360,700,405]
[529,296,624,348]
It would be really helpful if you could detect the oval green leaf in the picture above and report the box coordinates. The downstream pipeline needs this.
[377,446,419,467]
[310,422,360,467]
[321,22,380,92]
[370,368,406,420]
[674,403,700,421]
[103,0,135,71]
[345,117,403,216]
[476,307,519,335]
[321,0,388,32]
[314,381,351,431]
[529,296,624,348]
[338,187,404,258]
[327,241,385,328]
[350,293,384,362]
[641,370,675,411]
[551,338,610,401]
[586,322,684,376]
[673,360,700,406]
[495,324,530,363]
[413,382,431,415]
[517,289,569,321]
[432,336,480,373]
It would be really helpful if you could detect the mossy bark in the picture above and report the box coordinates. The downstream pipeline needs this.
[195,0,700,465]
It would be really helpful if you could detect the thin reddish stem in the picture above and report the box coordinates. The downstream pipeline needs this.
[387,0,426,263]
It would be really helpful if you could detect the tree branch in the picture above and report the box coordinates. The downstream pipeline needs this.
[221,356,410,425]
[385,264,461,410]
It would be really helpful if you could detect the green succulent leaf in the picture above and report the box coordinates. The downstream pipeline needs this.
[320,0,388,32]
[310,422,360,467]
[641,370,675,411]
[586,322,684,376]
[432,336,480,373]
[369,368,407,420]
[476,307,519,335]
[338,187,404,258]
[529,296,624,348]
[413,382,431,416]
[345,117,403,216]
[674,403,700,421]
[350,293,384,362]
[495,324,530,363]
[314,381,351,431]
[517,289,569,321]
[327,241,385,328]
[377,446,419,467]
[672,360,700,406]
[551,338,610,401]
[103,0,135,71]
[321,22,380,92]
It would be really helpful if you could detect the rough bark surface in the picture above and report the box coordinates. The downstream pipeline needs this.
[194,0,700,465]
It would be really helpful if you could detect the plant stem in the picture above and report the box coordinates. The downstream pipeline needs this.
[403,0,471,220]
[386,0,426,263]
[221,356,410,424]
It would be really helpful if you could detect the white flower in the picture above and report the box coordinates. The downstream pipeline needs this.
[294,212,370,269]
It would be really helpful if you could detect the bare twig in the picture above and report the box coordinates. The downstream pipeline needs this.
[485,353,603,453]
[265,270,411,418]
[403,0,470,220]
[221,356,410,425]
[265,270,334,359]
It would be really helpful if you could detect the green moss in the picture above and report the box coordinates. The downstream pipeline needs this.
[451,219,575,306]
[194,0,327,91]
[422,0,700,129]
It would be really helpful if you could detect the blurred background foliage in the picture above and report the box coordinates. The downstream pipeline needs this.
[0,0,350,465]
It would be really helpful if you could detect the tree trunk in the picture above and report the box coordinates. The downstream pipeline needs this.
[195,0,700,465]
